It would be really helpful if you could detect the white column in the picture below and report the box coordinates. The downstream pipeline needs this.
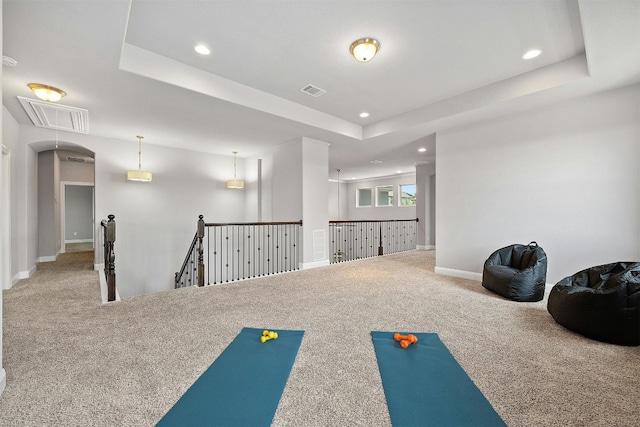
[416,162,436,249]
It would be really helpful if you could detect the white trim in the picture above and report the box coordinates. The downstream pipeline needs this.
[94,263,104,271]
[64,239,94,244]
[416,245,435,250]
[434,266,482,282]
[37,254,59,263]
[12,265,37,284]
[0,368,6,398]
[300,259,330,270]
[2,145,11,291]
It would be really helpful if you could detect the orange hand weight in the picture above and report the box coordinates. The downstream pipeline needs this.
[393,333,418,344]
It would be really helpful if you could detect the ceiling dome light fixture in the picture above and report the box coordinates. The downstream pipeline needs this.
[28,83,66,102]
[195,44,211,55]
[359,112,370,118]
[127,135,153,182]
[226,151,245,189]
[522,49,541,59]
[350,38,380,62]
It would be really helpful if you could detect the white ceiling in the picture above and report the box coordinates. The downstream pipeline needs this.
[2,0,639,181]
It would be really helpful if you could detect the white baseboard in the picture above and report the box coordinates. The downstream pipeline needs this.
[94,263,104,271]
[0,368,6,398]
[37,249,61,263]
[12,265,37,286]
[416,245,435,250]
[65,239,93,244]
[300,259,330,270]
[434,266,483,282]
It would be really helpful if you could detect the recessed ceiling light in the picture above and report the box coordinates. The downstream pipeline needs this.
[195,44,211,55]
[396,170,402,174]
[522,49,541,59]
[418,147,426,152]
[351,177,356,179]
[370,160,383,164]
[359,112,370,118]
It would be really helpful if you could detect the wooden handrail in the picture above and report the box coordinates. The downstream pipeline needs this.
[205,220,303,227]
[329,218,418,224]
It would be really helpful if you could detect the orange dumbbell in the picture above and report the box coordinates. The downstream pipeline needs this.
[393,333,418,349]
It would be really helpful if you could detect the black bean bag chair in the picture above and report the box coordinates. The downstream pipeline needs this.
[482,242,547,302]
[547,262,640,346]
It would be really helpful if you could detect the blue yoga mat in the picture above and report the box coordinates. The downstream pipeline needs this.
[157,327,304,427]
[371,331,505,427]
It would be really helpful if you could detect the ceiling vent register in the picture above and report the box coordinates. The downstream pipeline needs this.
[17,96,89,134]
[300,84,327,97]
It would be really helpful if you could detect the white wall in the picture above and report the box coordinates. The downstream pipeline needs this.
[436,84,640,284]
[1,0,6,397]
[328,180,348,221]
[300,138,329,267]
[17,125,247,296]
[37,151,59,260]
[4,106,38,284]
[345,173,417,221]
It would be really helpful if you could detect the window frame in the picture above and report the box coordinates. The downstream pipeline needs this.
[356,187,373,208]
[375,185,394,207]
[399,183,417,207]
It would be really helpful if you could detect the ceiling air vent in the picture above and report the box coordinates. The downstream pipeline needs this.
[300,84,326,97]
[17,96,89,134]
[66,156,93,163]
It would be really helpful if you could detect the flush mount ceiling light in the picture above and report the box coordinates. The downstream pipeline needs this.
[523,49,541,59]
[350,38,380,62]
[195,44,211,55]
[418,147,426,152]
[359,112,370,118]
[28,83,66,102]
[226,151,245,189]
[127,135,152,182]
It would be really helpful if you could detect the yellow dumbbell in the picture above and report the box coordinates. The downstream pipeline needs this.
[260,330,278,343]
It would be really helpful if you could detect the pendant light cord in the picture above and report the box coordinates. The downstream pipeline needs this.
[137,135,143,170]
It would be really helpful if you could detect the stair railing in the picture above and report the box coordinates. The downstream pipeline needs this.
[100,214,116,301]
[176,215,302,288]
[329,218,418,263]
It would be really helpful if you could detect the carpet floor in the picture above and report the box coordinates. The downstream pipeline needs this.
[1,250,639,426]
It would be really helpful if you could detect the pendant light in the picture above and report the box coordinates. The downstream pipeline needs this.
[127,135,153,182]
[226,151,244,189]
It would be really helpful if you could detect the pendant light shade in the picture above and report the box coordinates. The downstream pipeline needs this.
[226,151,244,189]
[127,135,152,182]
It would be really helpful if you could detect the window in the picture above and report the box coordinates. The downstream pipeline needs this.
[400,184,417,206]
[376,185,394,207]
[357,188,372,207]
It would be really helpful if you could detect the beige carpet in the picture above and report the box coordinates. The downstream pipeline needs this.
[1,250,639,426]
